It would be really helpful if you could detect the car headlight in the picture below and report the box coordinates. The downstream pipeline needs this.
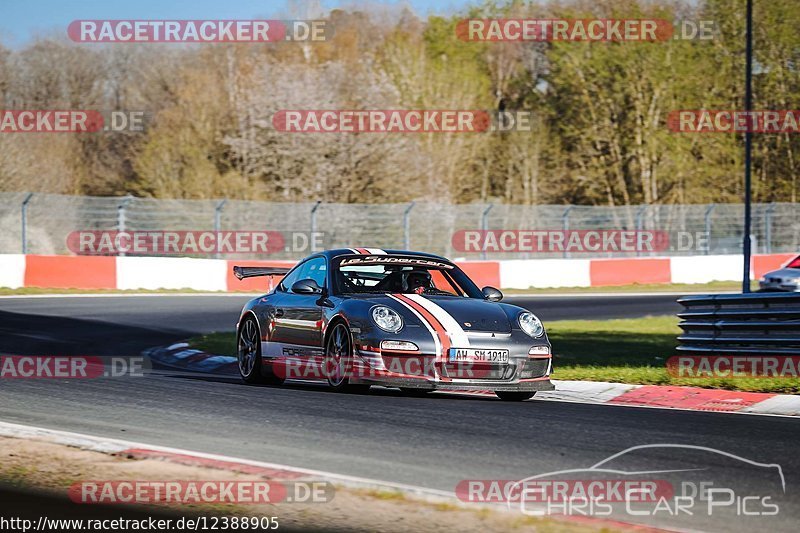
[371,306,403,333]
[519,312,544,338]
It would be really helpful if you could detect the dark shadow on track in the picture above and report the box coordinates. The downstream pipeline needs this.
[164,370,514,402]
[0,309,193,357]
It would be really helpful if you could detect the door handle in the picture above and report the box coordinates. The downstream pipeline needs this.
[275,308,284,318]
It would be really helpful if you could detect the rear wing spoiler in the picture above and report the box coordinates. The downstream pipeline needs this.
[232,266,291,280]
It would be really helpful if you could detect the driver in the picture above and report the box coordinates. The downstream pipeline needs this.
[402,270,433,294]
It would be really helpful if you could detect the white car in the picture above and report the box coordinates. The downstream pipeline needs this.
[759,254,800,292]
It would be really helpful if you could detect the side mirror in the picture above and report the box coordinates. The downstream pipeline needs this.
[292,279,323,295]
[482,286,503,302]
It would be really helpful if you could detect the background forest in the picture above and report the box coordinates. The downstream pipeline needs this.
[0,0,798,206]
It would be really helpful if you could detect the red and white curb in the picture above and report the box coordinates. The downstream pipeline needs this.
[145,343,238,374]
[148,345,800,417]
[0,420,673,533]
[539,381,800,417]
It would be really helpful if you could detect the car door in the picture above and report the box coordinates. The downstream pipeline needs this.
[272,256,327,352]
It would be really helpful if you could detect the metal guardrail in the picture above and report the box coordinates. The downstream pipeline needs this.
[677,293,800,356]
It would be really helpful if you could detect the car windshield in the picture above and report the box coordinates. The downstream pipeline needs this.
[334,255,482,298]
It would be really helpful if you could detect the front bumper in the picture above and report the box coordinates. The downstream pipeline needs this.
[357,375,555,392]
[759,280,800,292]
[350,348,554,392]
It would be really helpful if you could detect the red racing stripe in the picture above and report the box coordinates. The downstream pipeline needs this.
[392,293,452,381]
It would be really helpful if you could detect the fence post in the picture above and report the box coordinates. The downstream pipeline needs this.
[310,201,322,252]
[403,201,415,251]
[117,195,133,256]
[561,205,574,258]
[634,205,647,257]
[214,199,227,259]
[20,193,33,254]
[480,204,493,260]
[764,202,776,254]
[703,204,716,255]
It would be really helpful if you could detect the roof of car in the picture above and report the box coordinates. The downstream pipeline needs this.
[318,248,451,262]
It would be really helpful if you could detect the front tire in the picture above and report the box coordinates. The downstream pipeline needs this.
[238,315,283,385]
[324,323,369,393]
[495,391,536,402]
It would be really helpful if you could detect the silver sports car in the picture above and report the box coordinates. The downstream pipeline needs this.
[759,254,800,292]
[234,248,554,401]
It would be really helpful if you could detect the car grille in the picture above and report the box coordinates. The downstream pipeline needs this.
[442,363,514,380]
[377,354,550,381]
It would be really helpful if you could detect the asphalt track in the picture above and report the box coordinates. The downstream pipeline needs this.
[0,293,681,356]
[0,293,797,532]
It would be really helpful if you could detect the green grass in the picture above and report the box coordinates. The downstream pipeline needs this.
[185,316,800,394]
[548,316,800,394]
[190,331,237,356]
[502,280,758,294]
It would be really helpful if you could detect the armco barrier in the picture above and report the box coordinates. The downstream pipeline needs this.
[677,292,800,355]
[499,258,590,289]
[116,256,227,291]
[25,255,116,290]
[589,257,671,286]
[0,254,25,289]
[0,252,796,291]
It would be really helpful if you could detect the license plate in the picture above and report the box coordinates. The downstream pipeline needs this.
[448,348,509,363]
